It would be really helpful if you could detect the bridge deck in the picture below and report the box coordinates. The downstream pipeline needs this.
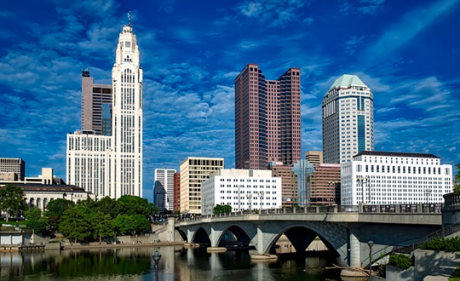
[178,212,441,226]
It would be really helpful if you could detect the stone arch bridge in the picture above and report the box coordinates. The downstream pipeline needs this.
[175,211,441,268]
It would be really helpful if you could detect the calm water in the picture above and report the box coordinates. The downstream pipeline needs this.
[0,246,342,281]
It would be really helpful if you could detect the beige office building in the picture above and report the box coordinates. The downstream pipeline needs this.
[180,157,224,214]
[0,158,25,181]
[305,151,323,166]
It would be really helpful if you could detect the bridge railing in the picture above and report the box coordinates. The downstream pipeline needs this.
[184,203,443,222]
[361,203,442,214]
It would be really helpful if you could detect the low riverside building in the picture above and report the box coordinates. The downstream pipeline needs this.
[341,151,453,205]
[201,169,282,215]
[0,168,94,211]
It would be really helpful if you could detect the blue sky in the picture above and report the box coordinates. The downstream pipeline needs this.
[1,0,459,201]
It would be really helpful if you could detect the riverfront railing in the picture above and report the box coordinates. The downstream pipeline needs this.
[392,221,460,255]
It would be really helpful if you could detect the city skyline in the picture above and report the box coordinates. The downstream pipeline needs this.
[0,0,459,201]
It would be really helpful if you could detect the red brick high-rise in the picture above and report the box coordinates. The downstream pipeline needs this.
[173,172,180,212]
[235,64,301,169]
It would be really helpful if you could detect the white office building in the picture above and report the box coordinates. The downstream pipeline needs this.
[66,22,143,199]
[322,74,374,164]
[154,169,176,211]
[201,169,282,216]
[341,151,453,205]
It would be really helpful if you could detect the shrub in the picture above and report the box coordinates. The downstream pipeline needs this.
[419,237,460,252]
[389,254,412,270]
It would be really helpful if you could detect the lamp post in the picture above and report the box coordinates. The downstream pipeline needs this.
[258,191,264,213]
[367,241,374,278]
[328,181,338,204]
[425,189,432,204]
[246,193,253,212]
[357,176,369,204]
[238,184,241,212]
[151,251,161,280]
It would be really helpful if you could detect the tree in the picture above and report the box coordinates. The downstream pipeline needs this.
[113,214,135,235]
[454,163,460,195]
[213,204,232,215]
[96,196,120,219]
[24,207,48,235]
[132,214,151,234]
[113,214,151,235]
[117,195,158,217]
[0,184,27,222]
[45,198,75,230]
[59,206,91,243]
[76,198,97,209]
[90,212,114,244]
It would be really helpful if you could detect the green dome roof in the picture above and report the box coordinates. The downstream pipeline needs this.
[329,74,367,90]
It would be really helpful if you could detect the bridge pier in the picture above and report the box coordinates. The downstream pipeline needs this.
[349,228,361,268]
[209,226,223,247]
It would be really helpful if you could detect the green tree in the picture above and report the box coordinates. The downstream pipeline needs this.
[117,195,158,217]
[45,198,75,230]
[90,211,114,244]
[113,214,151,235]
[0,184,27,222]
[59,206,91,243]
[213,204,232,215]
[76,198,97,209]
[132,214,151,234]
[96,196,120,219]
[113,214,135,235]
[454,163,460,195]
[24,207,48,235]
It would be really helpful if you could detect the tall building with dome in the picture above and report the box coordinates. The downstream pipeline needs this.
[322,74,374,164]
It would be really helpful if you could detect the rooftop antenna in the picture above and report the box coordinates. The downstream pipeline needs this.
[128,11,132,27]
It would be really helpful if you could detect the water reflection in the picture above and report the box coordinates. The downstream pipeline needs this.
[0,247,341,281]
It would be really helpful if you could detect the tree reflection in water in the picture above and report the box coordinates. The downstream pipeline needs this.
[0,246,341,281]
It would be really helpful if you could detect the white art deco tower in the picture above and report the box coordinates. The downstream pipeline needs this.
[322,74,374,164]
[66,22,143,199]
[112,24,143,197]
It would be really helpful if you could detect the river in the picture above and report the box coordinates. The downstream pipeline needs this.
[0,246,343,281]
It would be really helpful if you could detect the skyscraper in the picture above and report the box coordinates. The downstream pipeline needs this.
[81,70,112,135]
[66,21,143,199]
[322,74,374,164]
[154,168,176,211]
[235,63,301,170]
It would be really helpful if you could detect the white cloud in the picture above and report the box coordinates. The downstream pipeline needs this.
[363,0,458,60]
[237,0,307,27]
[340,0,385,15]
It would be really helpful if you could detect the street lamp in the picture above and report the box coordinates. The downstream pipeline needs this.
[152,250,161,267]
[151,251,161,280]
[367,240,374,277]
[425,189,432,204]
[258,191,264,213]
[357,176,369,204]
[246,193,253,212]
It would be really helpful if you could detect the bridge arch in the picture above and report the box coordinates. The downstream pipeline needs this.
[192,227,211,244]
[176,228,187,242]
[257,222,347,262]
[215,224,253,248]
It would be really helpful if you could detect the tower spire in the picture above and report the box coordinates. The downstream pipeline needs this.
[128,11,132,27]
